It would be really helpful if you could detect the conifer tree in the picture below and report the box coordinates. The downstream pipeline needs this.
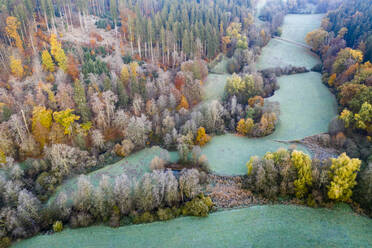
[73,79,91,122]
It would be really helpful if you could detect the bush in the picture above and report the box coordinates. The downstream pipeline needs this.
[157,208,175,221]
[150,156,165,171]
[181,194,213,217]
[133,211,156,224]
[53,221,63,232]
[0,237,11,248]
[328,117,345,136]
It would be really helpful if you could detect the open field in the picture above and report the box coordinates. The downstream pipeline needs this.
[13,205,372,248]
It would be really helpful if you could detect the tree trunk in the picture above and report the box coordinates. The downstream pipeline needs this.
[137,37,141,59]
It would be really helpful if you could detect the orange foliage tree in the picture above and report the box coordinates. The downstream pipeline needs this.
[177,95,189,110]
[67,55,79,80]
[248,96,264,107]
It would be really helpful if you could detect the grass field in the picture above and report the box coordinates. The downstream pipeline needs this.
[13,205,372,248]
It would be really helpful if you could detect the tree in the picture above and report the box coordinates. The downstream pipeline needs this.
[236,118,254,135]
[291,151,312,199]
[179,169,201,200]
[225,74,258,103]
[248,96,264,107]
[114,173,132,214]
[354,102,372,133]
[120,65,130,85]
[32,106,53,148]
[75,175,94,212]
[333,48,363,75]
[53,109,80,135]
[10,56,24,79]
[45,144,96,180]
[339,109,353,128]
[67,55,79,80]
[328,153,361,202]
[73,79,91,122]
[50,33,67,71]
[0,149,6,165]
[305,29,329,53]
[41,50,55,72]
[6,16,23,53]
[177,95,189,110]
[195,127,211,146]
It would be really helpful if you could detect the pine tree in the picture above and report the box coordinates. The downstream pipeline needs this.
[73,79,91,122]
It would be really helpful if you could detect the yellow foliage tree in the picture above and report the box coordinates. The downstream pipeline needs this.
[129,61,138,79]
[42,50,55,72]
[177,95,189,110]
[354,102,372,133]
[226,22,242,40]
[195,127,211,146]
[53,109,80,135]
[291,150,312,199]
[0,149,5,165]
[305,28,329,52]
[10,56,24,79]
[50,33,67,71]
[32,106,53,148]
[5,16,23,53]
[236,118,254,135]
[339,109,353,128]
[120,65,130,85]
[328,153,361,202]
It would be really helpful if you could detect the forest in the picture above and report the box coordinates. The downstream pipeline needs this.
[0,0,371,247]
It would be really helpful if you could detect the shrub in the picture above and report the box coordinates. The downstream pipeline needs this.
[157,208,175,221]
[150,156,165,171]
[133,211,156,224]
[181,194,213,217]
[0,237,11,248]
[53,221,63,232]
